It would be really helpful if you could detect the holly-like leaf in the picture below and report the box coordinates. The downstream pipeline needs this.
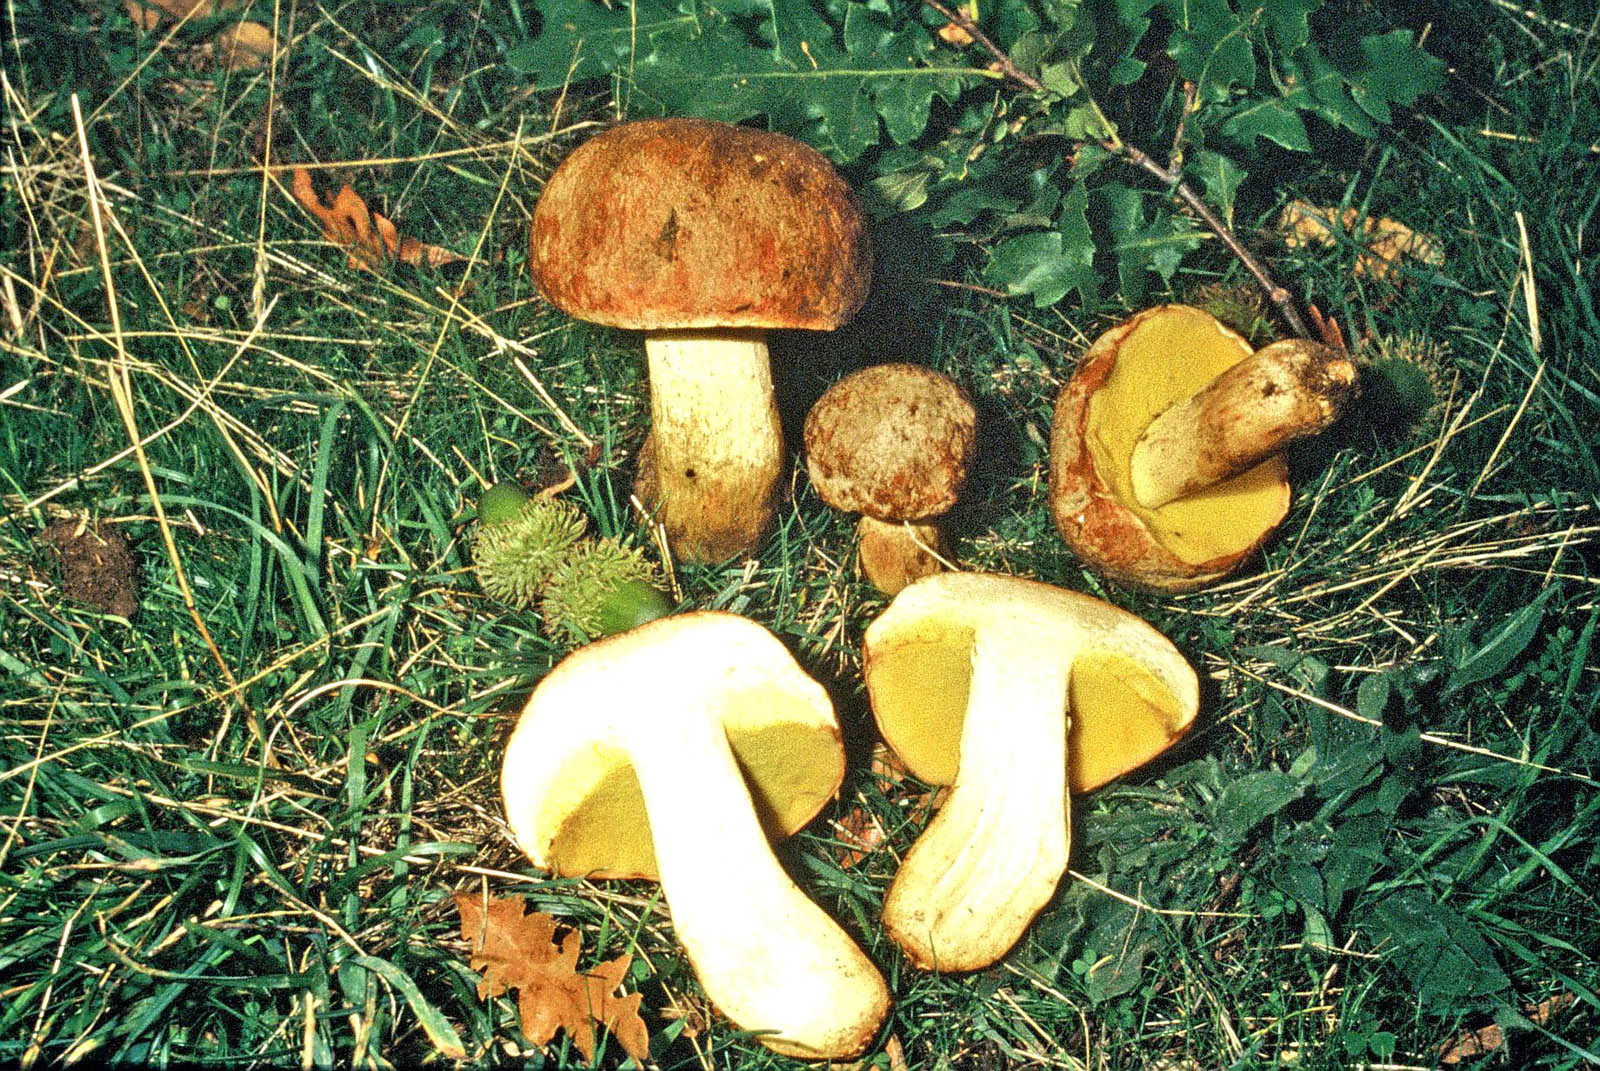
[1189,148,1247,226]
[983,181,1096,307]
[508,0,693,89]
[1103,183,1203,303]
[456,893,650,1063]
[1219,94,1311,151]
[1161,0,1255,103]
[1347,29,1446,124]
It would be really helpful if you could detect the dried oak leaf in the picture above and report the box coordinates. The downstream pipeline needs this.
[455,893,649,1064]
[291,168,466,273]
[1279,200,1443,283]
[1437,993,1574,1065]
[203,21,277,69]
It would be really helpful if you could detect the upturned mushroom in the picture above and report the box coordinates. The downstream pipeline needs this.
[530,118,872,563]
[803,363,978,594]
[500,612,889,1058]
[1050,304,1355,591]
[862,572,1198,971]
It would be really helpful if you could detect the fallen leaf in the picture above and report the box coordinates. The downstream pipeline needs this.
[205,21,277,69]
[291,167,467,273]
[1437,993,1574,1065]
[456,893,650,1064]
[123,0,241,31]
[1279,200,1443,283]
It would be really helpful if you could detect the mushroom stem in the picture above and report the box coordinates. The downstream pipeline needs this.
[643,331,784,562]
[626,704,889,1058]
[1129,338,1356,509]
[882,628,1074,972]
[856,516,951,596]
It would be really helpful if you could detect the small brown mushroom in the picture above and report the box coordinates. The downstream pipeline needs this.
[1050,305,1354,591]
[530,118,871,563]
[803,363,977,594]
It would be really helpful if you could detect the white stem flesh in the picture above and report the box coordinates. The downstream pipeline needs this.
[624,703,889,1058]
[1129,339,1355,509]
[882,627,1076,971]
[645,331,784,563]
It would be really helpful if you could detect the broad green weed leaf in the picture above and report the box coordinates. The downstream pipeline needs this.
[1214,769,1304,846]
[1367,889,1510,1001]
[1447,586,1557,694]
[1347,29,1446,124]
[1190,149,1247,225]
[1161,0,1255,102]
[1220,95,1311,151]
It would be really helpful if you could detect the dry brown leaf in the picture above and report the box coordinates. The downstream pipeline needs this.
[123,0,242,30]
[1437,993,1574,1064]
[1280,200,1443,283]
[291,167,467,273]
[456,893,650,1064]
[205,21,277,69]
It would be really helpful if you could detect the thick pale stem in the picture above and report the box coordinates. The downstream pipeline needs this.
[856,516,951,596]
[643,331,784,562]
[625,706,889,1058]
[1129,338,1355,509]
[882,628,1075,971]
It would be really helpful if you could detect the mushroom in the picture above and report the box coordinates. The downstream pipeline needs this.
[530,118,872,563]
[500,611,889,1058]
[1050,304,1355,591]
[803,363,978,595]
[862,572,1198,971]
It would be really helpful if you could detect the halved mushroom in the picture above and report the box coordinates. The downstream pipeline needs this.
[1050,304,1355,591]
[863,572,1198,971]
[530,118,871,563]
[500,612,889,1059]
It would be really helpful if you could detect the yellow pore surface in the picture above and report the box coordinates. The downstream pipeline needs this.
[543,713,845,880]
[869,622,1193,794]
[1086,306,1289,564]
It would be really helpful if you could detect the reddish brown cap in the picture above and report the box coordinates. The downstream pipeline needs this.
[804,363,977,522]
[530,118,871,332]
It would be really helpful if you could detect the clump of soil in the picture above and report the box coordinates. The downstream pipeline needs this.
[40,518,140,620]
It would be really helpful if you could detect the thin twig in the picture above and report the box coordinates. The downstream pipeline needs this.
[922,0,1043,93]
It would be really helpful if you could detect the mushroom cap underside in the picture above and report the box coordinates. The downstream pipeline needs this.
[501,612,846,880]
[863,572,1199,794]
[804,362,978,521]
[530,118,871,332]
[1050,304,1291,591]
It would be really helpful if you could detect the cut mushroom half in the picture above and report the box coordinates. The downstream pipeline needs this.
[500,612,889,1058]
[531,118,872,563]
[1050,304,1355,591]
[863,572,1199,971]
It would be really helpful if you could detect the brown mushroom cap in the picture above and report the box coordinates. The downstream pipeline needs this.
[530,118,871,331]
[1050,305,1291,591]
[804,363,978,522]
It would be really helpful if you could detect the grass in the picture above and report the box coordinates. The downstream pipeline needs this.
[2,0,1597,1067]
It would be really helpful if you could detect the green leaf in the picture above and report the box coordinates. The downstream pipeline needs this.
[1161,0,1255,102]
[1213,769,1304,846]
[1255,0,1321,52]
[1347,29,1446,124]
[1189,148,1247,226]
[511,0,694,89]
[1447,586,1557,694]
[1366,890,1510,1002]
[1104,183,1203,303]
[984,182,1096,307]
[1355,673,1391,721]
[1220,95,1311,151]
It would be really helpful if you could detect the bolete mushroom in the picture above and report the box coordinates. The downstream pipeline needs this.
[530,118,872,563]
[500,611,889,1058]
[803,363,977,595]
[862,572,1198,971]
[1050,304,1355,591]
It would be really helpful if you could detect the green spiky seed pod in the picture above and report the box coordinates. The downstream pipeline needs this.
[1358,334,1447,438]
[1186,282,1277,347]
[540,539,670,643]
[473,496,588,606]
